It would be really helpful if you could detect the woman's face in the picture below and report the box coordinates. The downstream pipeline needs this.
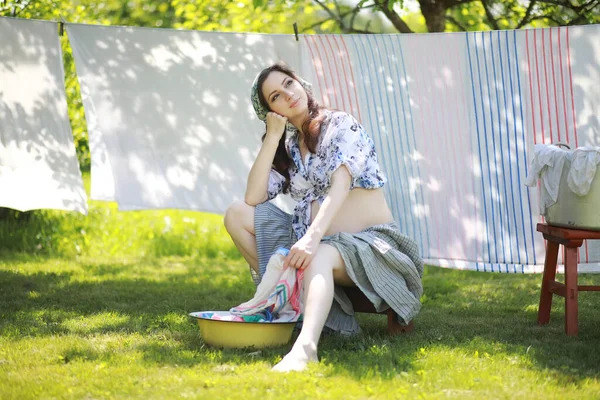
[261,71,308,119]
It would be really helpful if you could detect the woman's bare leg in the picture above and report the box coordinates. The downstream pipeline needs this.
[272,244,353,372]
[223,200,259,273]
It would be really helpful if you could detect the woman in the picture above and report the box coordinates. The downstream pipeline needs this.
[224,63,423,372]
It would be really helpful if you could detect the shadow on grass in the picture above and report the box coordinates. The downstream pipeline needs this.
[1,261,599,382]
[0,259,253,336]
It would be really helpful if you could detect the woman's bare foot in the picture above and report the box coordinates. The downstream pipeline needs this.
[271,342,318,372]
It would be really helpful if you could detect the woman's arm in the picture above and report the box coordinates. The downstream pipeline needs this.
[244,135,280,205]
[284,165,352,269]
[244,112,288,205]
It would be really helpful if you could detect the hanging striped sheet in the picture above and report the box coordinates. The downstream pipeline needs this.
[299,25,600,273]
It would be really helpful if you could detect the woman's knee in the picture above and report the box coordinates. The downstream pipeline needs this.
[223,200,255,233]
[307,244,354,286]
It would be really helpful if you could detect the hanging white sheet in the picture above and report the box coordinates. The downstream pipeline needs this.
[67,23,299,214]
[0,17,87,214]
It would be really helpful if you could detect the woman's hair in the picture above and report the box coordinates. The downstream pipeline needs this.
[256,63,326,192]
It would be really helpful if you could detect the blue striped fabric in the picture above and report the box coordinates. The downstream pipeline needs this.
[346,34,430,258]
[299,26,600,273]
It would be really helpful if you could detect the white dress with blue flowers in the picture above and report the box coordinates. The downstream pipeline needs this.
[266,110,387,241]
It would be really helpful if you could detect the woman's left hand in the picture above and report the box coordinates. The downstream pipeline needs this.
[284,233,321,270]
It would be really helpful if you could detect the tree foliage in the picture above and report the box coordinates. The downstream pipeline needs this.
[170,0,314,33]
[276,0,600,34]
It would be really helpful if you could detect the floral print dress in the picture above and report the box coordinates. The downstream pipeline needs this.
[266,110,387,240]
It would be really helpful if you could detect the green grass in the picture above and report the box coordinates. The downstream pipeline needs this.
[1,174,599,399]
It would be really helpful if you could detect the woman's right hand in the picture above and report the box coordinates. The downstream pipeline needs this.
[265,112,288,141]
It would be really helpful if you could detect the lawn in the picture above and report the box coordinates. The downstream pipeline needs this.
[1,174,599,399]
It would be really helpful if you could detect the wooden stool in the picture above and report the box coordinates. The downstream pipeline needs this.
[343,286,414,335]
[537,223,600,336]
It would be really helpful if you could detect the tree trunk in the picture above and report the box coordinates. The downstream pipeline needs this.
[418,0,448,32]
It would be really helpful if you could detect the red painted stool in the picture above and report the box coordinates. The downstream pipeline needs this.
[537,223,600,335]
